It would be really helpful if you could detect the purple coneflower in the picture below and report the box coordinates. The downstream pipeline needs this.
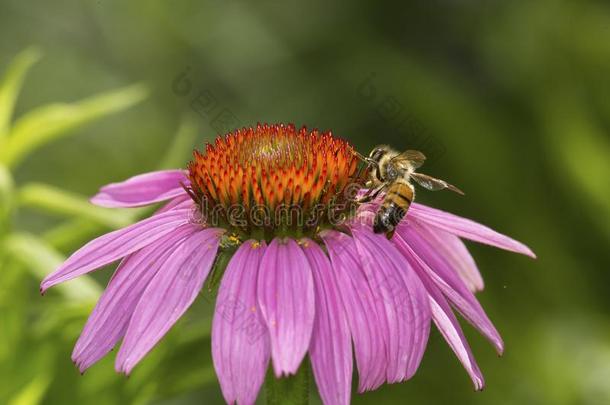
[41,123,535,405]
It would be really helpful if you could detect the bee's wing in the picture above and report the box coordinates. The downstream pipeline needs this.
[411,172,465,195]
[391,150,426,169]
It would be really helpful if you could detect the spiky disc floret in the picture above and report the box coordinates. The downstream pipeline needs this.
[187,123,362,239]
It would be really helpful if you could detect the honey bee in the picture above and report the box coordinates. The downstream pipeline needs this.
[356,145,464,239]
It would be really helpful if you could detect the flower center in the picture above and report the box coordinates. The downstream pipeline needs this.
[187,123,363,240]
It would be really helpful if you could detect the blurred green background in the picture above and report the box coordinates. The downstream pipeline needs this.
[1,0,609,404]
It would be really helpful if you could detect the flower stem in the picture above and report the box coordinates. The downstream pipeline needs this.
[265,360,309,405]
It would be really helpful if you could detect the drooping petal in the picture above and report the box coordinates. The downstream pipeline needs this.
[413,221,484,292]
[212,240,270,405]
[429,289,485,390]
[394,223,504,354]
[115,227,223,373]
[409,203,536,258]
[302,239,352,405]
[403,250,485,390]
[257,238,315,377]
[91,170,188,208]
[72,224,200,372]
[41,208,191,292]
[351,219,431,382]
[321,230,386,393]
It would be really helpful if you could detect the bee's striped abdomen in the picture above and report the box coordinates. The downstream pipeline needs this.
[373,181,414,236]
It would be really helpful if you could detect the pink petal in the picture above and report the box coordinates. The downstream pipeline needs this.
[302,239,352,405]
[408,255,485,390]
[412,220,484,292]
[90,170,188,208]
[351,219,431,382]
[409,203,536,258]
[257,238,315,377]
[321,230,387,393]
[155,193,193,214]
[72,224,200,372]
[394,224,504,354]
[40,208,191,293]
[212,240,270,405]
[115,227,223,373]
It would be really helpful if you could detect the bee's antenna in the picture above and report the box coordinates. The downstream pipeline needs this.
[352,150,367,161]
[352,150,379,167]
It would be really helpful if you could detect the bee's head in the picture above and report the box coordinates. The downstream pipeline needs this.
[369,145,391,164]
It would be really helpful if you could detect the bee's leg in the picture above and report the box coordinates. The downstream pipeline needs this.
[356,184,386,203]
[353,155,379,186]
[385,229,396,240]
[364,157,379,167]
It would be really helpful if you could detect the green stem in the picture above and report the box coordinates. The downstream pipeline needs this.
[265,360,309,405]
[205,243,238,299]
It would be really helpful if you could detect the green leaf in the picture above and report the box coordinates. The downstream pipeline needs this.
[158,116,198,170]
[8,374,51,405]
[0,83,148,168]
[543,95,610,241]
[18,183,136,229]
[0,47,41,139]
[42,218,106,251]
[4,233,101,301]
[0,164,13,227]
